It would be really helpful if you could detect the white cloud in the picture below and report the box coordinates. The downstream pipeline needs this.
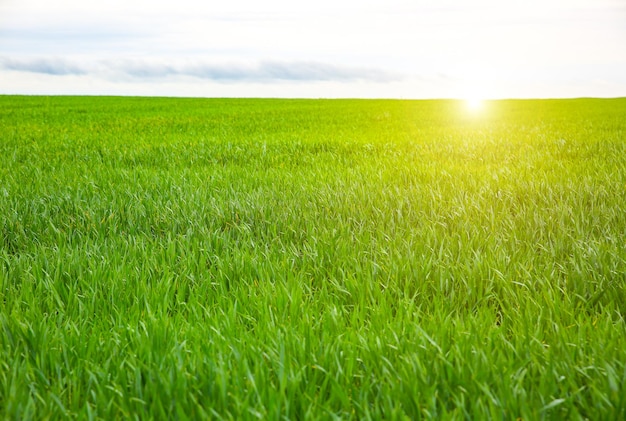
[0,56,402,83]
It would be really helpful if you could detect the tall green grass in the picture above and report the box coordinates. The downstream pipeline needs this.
[1,96,625,419]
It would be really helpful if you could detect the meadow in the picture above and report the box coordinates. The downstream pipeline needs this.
[1,96,625,419]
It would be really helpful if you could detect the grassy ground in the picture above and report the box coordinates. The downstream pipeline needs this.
[1,96,625,419]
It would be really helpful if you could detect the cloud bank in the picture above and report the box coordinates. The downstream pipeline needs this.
[0,57,401,83]
[0,57,89,76]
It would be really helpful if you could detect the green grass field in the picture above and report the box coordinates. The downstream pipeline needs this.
[1,96,625,419]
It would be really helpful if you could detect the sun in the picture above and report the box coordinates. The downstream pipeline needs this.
[465,96,484,111]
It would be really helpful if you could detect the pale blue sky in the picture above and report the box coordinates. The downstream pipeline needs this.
[1,0,625,98]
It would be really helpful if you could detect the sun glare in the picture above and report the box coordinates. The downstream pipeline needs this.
[465,97,484,111]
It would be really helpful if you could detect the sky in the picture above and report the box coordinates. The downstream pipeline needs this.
[1,0,625,99]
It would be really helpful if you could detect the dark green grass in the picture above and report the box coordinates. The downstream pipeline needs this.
[1,96,625,419]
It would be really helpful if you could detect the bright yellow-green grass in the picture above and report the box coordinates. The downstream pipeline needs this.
[1,96,625,419]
